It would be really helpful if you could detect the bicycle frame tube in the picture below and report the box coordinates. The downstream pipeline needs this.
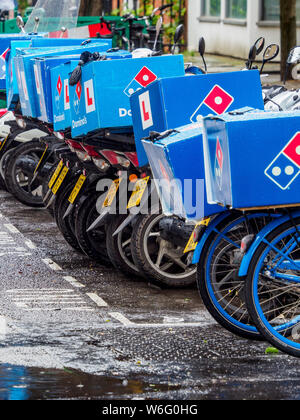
[192,211,231,264]
[239,210,300,277]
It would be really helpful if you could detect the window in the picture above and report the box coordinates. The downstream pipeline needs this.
[226,0,247,19]
[202,0,221,17]
[262,0,300,21]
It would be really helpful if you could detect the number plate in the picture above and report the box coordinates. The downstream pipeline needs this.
[102,178,122,208]
[48,160,64,189]
[34,145,48,175]
[68,175,87,204]
[52,166,69,195]
[184,218,211,254]
[0,135,9,152]
[127,177,150,209]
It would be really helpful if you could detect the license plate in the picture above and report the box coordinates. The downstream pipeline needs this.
[184,218,211,254]
[48,160,64,189]
[102,178,122,208]
[68,175,87,204]
[52,166,69,195]
[34,145,48,175]
[127,176,150,209]
[0,135,9,152]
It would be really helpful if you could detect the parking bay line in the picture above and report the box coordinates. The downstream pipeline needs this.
[64,276,85,289]
[86,293,108,307]
[42,258,63,271]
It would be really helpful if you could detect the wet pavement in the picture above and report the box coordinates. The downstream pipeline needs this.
[0,191,300,400]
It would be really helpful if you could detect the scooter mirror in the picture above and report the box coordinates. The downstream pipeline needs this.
[69,65,82,87]
[287,46,300,65]
[153,16,163,51]
[260,44,279,74]
[198,37,205,57]
[16,16,25,32]
[263,44,279,62]
[155,16,163,35]
[248,45,257,63]
[254,37,265,56]
[174,24,184,46]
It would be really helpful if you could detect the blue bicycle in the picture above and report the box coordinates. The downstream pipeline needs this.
[243,211,300,357]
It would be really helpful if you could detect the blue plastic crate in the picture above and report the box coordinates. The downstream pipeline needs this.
[14,41,111,118]
[202,109,300,210]
[34,55,82,123]
[142,123,222,221]
[70,55,185,138]
[50,60,79,131]
[130,70,264,167]
[0,35,37,90]
[52,50,131,131]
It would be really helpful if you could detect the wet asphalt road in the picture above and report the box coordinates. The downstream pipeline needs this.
[1,190,300,400]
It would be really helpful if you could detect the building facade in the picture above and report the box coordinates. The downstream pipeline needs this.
[188,0,300,58]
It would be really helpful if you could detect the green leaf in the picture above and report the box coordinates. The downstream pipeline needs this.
[265,347,279,355]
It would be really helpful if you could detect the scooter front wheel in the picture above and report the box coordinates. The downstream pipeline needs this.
[245,217,300,357]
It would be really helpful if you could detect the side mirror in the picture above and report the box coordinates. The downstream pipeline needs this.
[16,16,25,33]
[261,44,280,73]
[198,37,205,57]
[153,16,163,51]
[254,37,265,56]
[174,24,184,46]
[33,17,40,33]
[287,46,300,65]
[198,37,207,73]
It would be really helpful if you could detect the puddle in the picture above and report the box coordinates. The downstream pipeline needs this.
[0,364,180,400]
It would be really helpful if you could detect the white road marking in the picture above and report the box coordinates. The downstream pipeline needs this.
[86,293,108,307]
[42,258,63,271]
[64,276,85,289]
[0,316,7,335]
[109,312,134,326]
[25,240,36,250]
[4,224,20,234]
[6,289,94,311]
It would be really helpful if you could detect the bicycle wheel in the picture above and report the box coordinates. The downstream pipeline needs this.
[246,216,300,357]
[198,212,276,340]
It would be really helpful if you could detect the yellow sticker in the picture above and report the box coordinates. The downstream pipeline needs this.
[68,175,87,204]
[127,177,150,209]
[0,135,9,152]
[34,144,49,175]
[48,160,64,189]
[51,166,69,195]
[184,218,211,254]
[102,178,122,208]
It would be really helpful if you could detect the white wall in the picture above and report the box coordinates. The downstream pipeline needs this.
[188,0,300,59]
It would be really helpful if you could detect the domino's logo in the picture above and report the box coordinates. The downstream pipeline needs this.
[0,48,9,80]
[215,137,224,190]
[265,132,300,190]
[190,85,234,123]
[124,67,157,97]
[73,81,82,115]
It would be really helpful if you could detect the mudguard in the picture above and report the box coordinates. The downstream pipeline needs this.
[192,211,231,264]
[238,210,300,277]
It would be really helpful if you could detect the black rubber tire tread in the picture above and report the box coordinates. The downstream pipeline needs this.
[74,191,111,265]
[106,214,141,278]
[197,213,262,340]
[245,217,300,357]
[4,140,44,207]
[53,180,83,253]
[131,214,196,288]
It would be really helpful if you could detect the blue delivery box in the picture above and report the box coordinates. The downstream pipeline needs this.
[52,50,131,132]
[50,60,78,131]
[14,42,111,118]
[34,55,81,123]
[70,55,185,138]
[202,109,300,210]
[130,70,264,167]
[142,123,222,221]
